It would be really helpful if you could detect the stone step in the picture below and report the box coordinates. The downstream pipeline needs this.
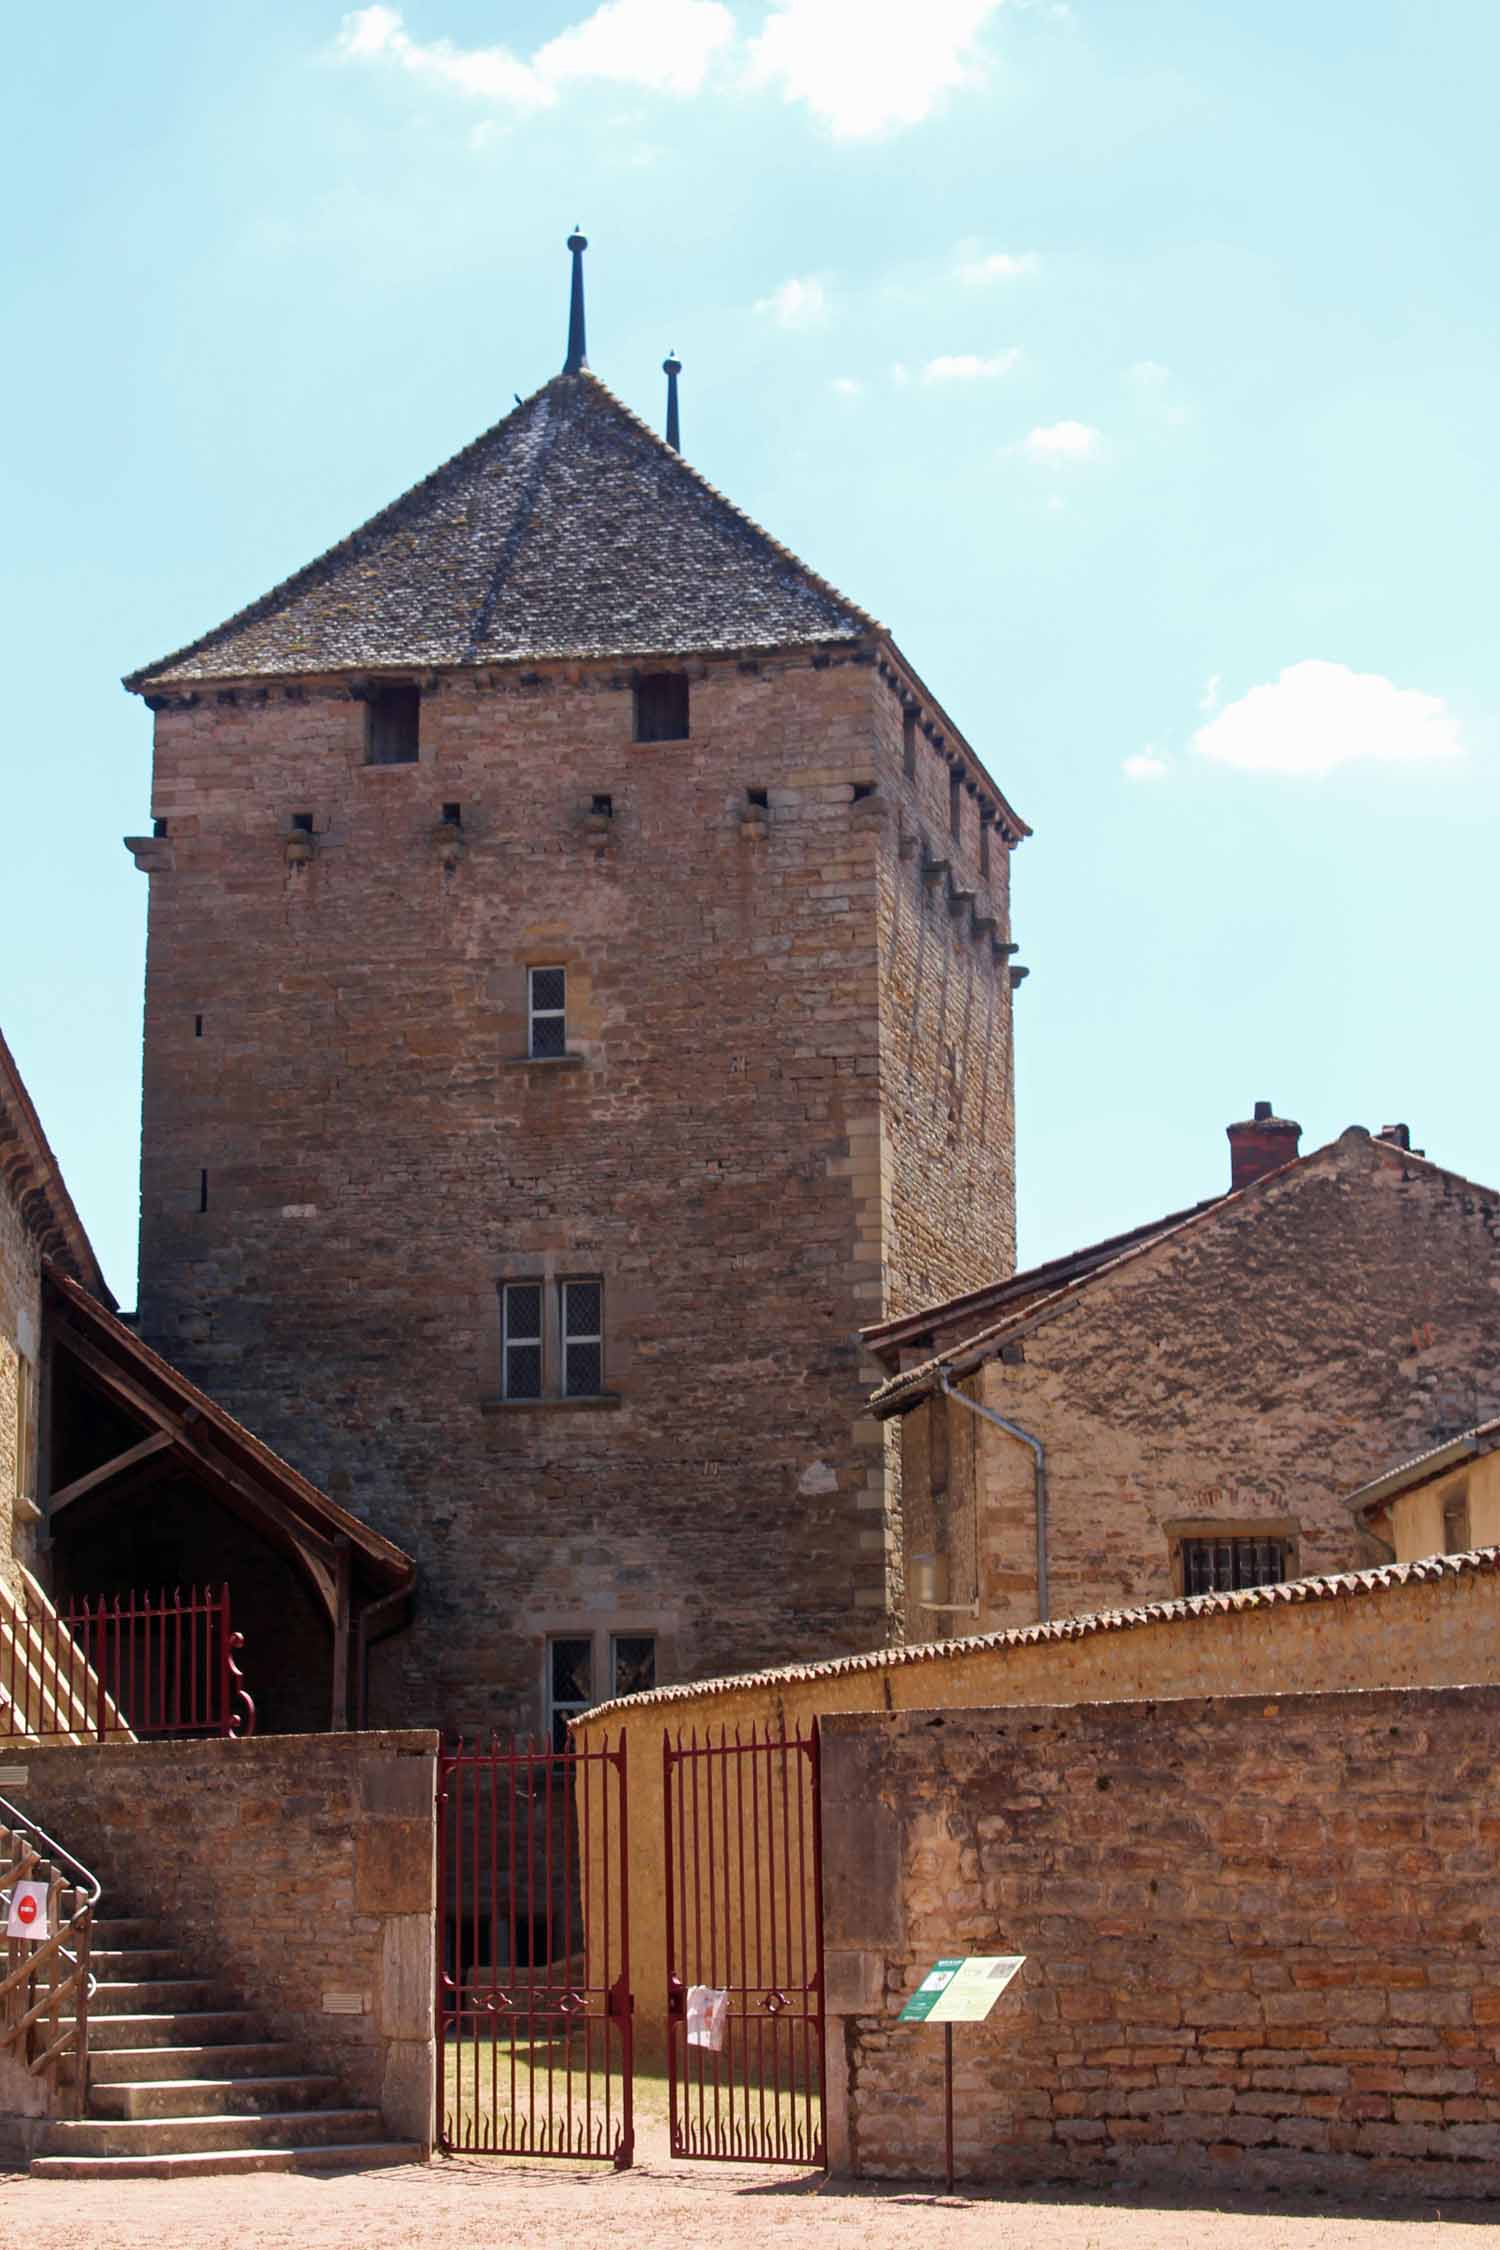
[83,2010,271,2051]
[92,1920,168,1947]
[90,1979,242,2014]
[41,2106,388,2159]
[78,2041,303,2084]
[29,2141,424,2181]
[90,2074,343,2122]
[89,1948,187,1979]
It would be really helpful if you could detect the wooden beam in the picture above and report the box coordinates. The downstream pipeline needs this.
[331,1536,352,1732]
[52,1323,342,1597]
[48,1432,175,1515]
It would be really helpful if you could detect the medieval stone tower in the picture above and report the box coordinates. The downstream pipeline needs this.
[124,243,1029,1734]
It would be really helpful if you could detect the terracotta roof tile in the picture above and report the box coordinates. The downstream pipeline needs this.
[581,1548,1500,1722]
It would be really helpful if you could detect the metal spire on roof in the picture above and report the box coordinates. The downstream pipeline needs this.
[563,228,589,374]
[663,351,682,451]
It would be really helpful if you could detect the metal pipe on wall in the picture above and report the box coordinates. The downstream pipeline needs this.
[938,1369,1050,1624]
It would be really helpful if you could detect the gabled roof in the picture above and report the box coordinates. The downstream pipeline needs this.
[870,1129,1500,1417]
[863,1193,1223,1371]
[125,371,876,690]
[44,1265,414,1601]
[0,1028,112,1306]
[1348,1418,1500,1522]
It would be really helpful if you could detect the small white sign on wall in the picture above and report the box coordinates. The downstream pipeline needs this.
[5,1880,50,1941]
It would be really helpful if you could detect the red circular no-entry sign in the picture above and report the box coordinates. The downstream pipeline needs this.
[16,1893,37,1927]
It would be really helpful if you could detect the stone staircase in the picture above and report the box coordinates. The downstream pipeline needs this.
[31,1911,423,2178]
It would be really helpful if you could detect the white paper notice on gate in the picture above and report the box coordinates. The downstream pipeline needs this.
[5,1880,50,1941]
[686,1985,730,2050]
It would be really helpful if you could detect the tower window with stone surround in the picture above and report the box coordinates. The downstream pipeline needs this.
[501,1282,544,1399]
[561,1278,604,1396]
[365,682,420,765]
[633,672,689,743]
[528,967,567,1058]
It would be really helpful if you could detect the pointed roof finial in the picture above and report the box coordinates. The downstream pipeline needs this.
[663,351,682,452]
[564,228,589,375]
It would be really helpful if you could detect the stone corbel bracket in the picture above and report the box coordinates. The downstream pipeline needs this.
[123,835,174,876]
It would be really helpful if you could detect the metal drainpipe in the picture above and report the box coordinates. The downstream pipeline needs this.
[939,1368,1050,1624]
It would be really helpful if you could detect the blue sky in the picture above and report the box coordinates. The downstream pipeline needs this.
[6,1,1499,1304]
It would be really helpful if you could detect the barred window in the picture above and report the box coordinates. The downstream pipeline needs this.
[1182,1536,1286,1596]
[610,1634,656,1700]
[502,1282,543,1400]
[528,967,567,1059]
[561,1278,604,1398]
[547,1636,594,1752]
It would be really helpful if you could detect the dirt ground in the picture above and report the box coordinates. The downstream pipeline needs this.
[4,2156,1500,2250]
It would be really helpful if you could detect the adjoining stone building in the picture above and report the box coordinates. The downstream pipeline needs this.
[1350,1415,1500,1564]
[120,242,1031,1738]
[866,1107,1500,1635]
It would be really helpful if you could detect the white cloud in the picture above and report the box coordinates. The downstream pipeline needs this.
[959,250,1040,284]
[829,375,864,397]
[1198,672,1221,715]
[1127,358,1170,389]
[922,350,1021,383]
[754,275,829,329]
[335,0,734,108]
[1021,419,1102,462]
[746,0,1004,138]
[1193,660,1465,779]
[1123,748,1168,781]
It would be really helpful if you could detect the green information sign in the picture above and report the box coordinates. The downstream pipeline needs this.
[898,1954,1026,2025]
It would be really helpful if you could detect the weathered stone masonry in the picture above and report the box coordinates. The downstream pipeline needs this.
[824,1686,1500,2197]
[133,641,1019,1731]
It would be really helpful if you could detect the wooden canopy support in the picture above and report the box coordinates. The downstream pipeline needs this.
[49,1432,174,1514]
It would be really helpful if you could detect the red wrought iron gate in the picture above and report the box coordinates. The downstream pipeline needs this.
[437,1735,633,2166]
[663,1720,826,2166]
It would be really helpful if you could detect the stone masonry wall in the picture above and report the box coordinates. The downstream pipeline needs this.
[899,1131,1500,1634]
[12,1730,437,2145]
[0,1149,43,1592]
[133,645,1020,1731]
[824,1687,1500,2198]
[574,1545,1500,2053]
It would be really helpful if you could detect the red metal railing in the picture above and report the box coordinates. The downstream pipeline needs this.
[438,1735,633,2167]
[0,1586,254,1744]
[663,1720,825,2167]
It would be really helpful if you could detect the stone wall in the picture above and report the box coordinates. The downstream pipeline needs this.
[573,1545,1500,2053]
[11,1730,437,2146]
[897,1131,1500,1633]
[0,1140,43,1592]
[133,644,1018,1732]
[823,1686,1500,2198]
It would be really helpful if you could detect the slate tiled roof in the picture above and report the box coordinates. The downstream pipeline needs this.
[126,372,876,690]
[579,1548,1500,1722]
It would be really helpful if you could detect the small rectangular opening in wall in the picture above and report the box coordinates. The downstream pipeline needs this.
[591,794,613,817]
[633,673,690,744]
[852,781,875,802]
[949,769,962,843]
[152,817,169,839]
[902,709,917,781]
[194,1014,204,1038]
[980,820,991,879]
[291,812,314,834]
[365,682,421,765]
[198,1169,208,1213]
[441,802,462,825]
[746,787,769,810]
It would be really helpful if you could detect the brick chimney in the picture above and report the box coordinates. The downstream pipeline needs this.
[1226,1100,1301,1192]
[1376,1121,1425,1158]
